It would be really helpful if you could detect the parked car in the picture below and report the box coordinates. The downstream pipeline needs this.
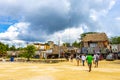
[106,53,114,61]
[118,52,120,59]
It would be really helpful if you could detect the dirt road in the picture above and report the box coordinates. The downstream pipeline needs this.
[0,60,120,80]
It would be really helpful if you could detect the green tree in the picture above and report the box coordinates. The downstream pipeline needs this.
[110,36,120,44]
[16,47,24,51]
[23,45,36,61]
[9,45,16,51]
[18,47,26,58]
[0,42,7,57]
[5,44,9,51]
[72,41,80,48]
[63,43,71,47]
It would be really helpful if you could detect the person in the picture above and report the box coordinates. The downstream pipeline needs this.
[64,53,69,61]
[93,53,99,68]
[81,54,86,66]
[70,54,74,62]
[2,57,6,62]
[76,53,80,66]
[86,54,93,72]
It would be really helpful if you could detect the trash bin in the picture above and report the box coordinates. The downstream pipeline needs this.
[10,57,14,62]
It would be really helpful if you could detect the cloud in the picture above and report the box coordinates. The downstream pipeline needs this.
[108,0,116,10]
[0,0,119,45]
[0,22,30,41]
[115,17,120,21]
[47,25,84,44]
[89,9,98,21]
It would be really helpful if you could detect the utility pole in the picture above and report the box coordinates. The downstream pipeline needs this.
[18,42,21,58]
[58,37,61,58]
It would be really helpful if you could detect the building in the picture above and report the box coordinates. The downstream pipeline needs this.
[33,41,67,58]
[111,44,120,52]
[82,33,109,48]
[33,43,51,51]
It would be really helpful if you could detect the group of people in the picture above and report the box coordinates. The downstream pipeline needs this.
[75,53,99,72]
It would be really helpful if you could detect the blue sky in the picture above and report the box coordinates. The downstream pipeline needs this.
[0,0,120,47]
[0,16,18,32]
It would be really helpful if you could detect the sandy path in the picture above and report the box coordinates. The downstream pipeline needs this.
[0,60,120,80]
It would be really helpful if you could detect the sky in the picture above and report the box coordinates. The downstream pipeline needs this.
[0,0,120,47]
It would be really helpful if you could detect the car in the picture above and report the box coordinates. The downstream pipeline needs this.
[106,53,114,61]
[118,51,120,59]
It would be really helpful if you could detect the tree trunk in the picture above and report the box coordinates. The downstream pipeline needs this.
[27,57,30,61]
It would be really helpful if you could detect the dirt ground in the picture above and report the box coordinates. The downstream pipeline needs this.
[0,59,120,80]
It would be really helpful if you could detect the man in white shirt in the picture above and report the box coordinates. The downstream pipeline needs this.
[81,54,86,66]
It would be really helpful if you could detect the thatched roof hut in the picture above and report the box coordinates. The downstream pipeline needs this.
[82,33,109,48]
[82,33,108,42]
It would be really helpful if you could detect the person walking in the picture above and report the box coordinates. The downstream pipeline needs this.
[93,53,99,68]
[86,54,93,72]
[76,53,80,66]
[70,54,74,62]
[81,54,86,66]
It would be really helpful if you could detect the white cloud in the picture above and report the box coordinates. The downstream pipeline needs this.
[90,0,116,21]
[0,22,30,47]
[101,0,116,16]
[0,22,30,40]
[0,0,119,46]
[90,9,98,21]
[0,39,26,48]
[108,0,116,10]
[47,26,84,45]
[115,17,120,21]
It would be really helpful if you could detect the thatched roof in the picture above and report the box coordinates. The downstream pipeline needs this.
[82,33,108,42]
